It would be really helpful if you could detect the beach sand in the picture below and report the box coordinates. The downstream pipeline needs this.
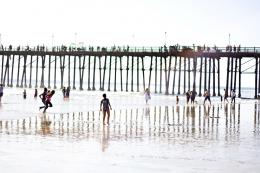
[0,88,260,173]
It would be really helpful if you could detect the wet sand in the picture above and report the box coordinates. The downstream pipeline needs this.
[0,88,260,173]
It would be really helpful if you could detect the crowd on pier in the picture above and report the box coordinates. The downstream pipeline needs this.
[0,44,258,54]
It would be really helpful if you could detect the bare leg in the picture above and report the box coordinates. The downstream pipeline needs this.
[107,110,110,125]
[103,110,106,125]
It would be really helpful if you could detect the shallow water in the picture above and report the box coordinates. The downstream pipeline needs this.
[0,88,260,173]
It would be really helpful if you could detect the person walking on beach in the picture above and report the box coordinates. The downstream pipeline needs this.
[39,87,48,110]
[186,90,191,104]
[223,89,229,103]
[0,84,3,103]
[144,88,151,104]
[191,90,197,104]
[100,94,112,125]
[23,89,27,99]
[231,89,236,104]
[204,89,211,105]
[66,86,70,98]
[42,90,55,113]
[34,89,38,98]
[176,95,179,104]
[62,87,66,98]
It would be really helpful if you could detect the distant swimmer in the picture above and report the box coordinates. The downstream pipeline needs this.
[42,90,55,113]
[100,93,112,125]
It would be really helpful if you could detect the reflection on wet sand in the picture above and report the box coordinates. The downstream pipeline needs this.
[0,103,259,150]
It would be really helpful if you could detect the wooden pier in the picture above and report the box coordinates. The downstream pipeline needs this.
[0,45,259,98]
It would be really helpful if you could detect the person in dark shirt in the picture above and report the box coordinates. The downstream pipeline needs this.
[39,87,48,110]
[100,94,112,125]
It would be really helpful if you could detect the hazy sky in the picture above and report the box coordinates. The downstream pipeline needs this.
[0,0,260,47]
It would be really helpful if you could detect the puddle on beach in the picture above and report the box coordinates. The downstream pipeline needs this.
[0,89,260,173]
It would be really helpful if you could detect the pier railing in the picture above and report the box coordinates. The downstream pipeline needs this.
[1,44,260,53]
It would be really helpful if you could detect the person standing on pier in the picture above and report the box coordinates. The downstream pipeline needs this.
[203,89,211,105]
[100,94,112,125]
[144,88,151,104]
[39,87,48,110]
[43,90,55,113]
[0,84,3,103]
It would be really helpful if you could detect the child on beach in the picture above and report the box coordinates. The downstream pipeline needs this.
[100,94,112,125]
[203,89,211,105]
[39,87,48,110]
[176,95,179,104]
[144,88,151,104]
[42,90,55,113]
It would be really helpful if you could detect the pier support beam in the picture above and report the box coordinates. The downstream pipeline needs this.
[131,56,134,92]
[92,56,97,91]
[10,55,15,87]
[238,57,242,98]
[16,55,21,87]
[102,55,107,91]
[54,56,57,89]
[177,57,181,95]
[108,56,112,91]
[48,55,51,88]
[192,57,197,91]
[230,57,234,94]
[165,56,172,95]
[141,57,145,91]
[59,56,65,89]
[234,57,238,92]
[172,56,177,95]
[213,57,216,96]
[35,56,38,88]
[255,57,258,99]
[208,57,211,93]
[99,56,102,90]
[183,57,186,94]
[88,55,91,90]
[188,57,191,91]
[155,57,158,93]
[73,56,76,89]
[120,56,123,91]
[114,56,117,92]
[199,57,203,96]
[68,55,71,88]
[159,57,162,93]
[204,57,207,92]
[148,56,153,90]
[126,56,129,92]
[29,55,33,88]
[217,58,221,96]
[226,57,230,96]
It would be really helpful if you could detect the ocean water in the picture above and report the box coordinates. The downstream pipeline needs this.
[0,88,260,173]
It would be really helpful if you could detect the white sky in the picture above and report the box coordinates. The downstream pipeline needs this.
[0,0,260,47]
